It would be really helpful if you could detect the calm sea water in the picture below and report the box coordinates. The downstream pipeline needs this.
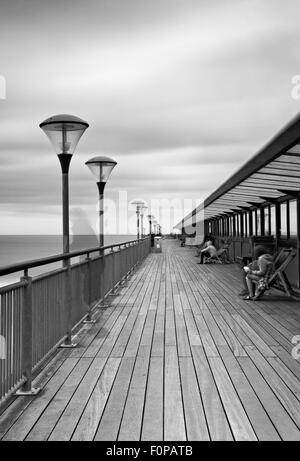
[0,235,134,287]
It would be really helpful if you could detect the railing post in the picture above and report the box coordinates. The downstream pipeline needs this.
[126,243,131,280]
[16,273,40,396]
[99,251,109,308]
[60,259,77,348]
[83,253,96,324]
[110,247,116,294]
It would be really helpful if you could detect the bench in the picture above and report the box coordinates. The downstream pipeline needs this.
[254,247,298,300]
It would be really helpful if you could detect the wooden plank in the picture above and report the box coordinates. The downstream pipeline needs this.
[141,356,164,441]
[270,345,300,380]
[208,356,257,441]
[174,312,191,357]
[94,356,135,441]
[0,348,71,438]
[2,358,80,441]
[124,314,147,358]
[71,358,121,441]
[118,354,150,441]
[138,310,156,351]
[245,346,300,429]
[218,345,280,441]
[194,314,219,357]
[47,358,107,441]
[179,357,210,440]
[232,314,276,357]
[238,355,300,440]
[267,357,300,401]
[110,311,140,357]
[164,346,186,441]
[212,313,247,357]
[183,310,202,347]
[82,310,126,358]
[96,314,128,358]
[201,308,228,346]
[191,346,233,441]
[151,313,165,357]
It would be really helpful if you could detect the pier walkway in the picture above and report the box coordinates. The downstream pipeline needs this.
[0,240,300,441]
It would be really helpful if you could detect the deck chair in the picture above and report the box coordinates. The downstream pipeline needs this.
[204,250,223,264]
[254,247,297,300]
[204,238,232,264]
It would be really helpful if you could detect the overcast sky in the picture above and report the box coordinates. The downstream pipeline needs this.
[0,0,299,234]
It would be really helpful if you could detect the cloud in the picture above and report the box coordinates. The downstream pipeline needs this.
[0,0,299,232]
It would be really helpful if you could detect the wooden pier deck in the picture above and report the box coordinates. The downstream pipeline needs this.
[0,239,300,441]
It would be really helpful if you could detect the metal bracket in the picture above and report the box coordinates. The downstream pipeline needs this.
[59,342,78,348]
[16,387,41,396]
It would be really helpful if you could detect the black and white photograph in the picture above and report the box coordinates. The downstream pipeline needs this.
[0,0,300,445]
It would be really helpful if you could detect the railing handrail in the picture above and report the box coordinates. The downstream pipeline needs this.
[0,237,149,277]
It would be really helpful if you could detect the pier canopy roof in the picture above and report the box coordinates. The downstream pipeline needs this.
[175,112,300,229]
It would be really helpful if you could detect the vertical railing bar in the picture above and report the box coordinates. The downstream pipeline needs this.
[15,275,40,396]
[83,253,96,324]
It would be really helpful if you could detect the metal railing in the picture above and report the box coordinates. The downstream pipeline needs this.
[0,237,150,405]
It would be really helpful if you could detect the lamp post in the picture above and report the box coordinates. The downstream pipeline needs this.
[40,114,89,347]
[140,206,148,238]
[40,114,89,255]
[147,214,154,235]
[85,156,117,310]
[85,156,117,247]
[131,201,145,239]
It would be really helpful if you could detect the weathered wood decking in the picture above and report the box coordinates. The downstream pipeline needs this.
[0,239,300,441]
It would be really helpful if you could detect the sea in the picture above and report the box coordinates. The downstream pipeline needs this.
[0,235,134,287]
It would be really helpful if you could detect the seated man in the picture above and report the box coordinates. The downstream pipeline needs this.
[243,245,274,300]
[195,234,215,257]
[197,240,217,264]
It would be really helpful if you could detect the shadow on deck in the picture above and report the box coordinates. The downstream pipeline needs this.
[0,239,300,441]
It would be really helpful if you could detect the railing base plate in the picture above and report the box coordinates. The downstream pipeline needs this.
[59,342,78,348]
[15,387,41,396]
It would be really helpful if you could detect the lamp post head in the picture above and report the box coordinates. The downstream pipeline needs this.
[39,114,89,155]
[85,155,117,184]
[131,200,145,214]
[140,205,148,217]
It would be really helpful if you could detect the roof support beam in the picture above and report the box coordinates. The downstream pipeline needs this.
[258,196,278,204]
[277,189,300,198]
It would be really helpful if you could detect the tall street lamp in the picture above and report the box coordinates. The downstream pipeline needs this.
[40,114,89,347]
[85,156,117,310]
[131,200,145,239]
[147,214,154,235]
[40,114,89,255]
[140,205,148,238]
[85,156,117,247]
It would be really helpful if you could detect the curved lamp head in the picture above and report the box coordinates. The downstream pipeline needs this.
[131,200,145,213]
[39,114,89,155]
[85,155,117,183]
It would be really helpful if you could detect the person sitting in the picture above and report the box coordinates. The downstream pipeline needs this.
[195,234,215,257]
[197,240,217,264]
[243,245,274,300]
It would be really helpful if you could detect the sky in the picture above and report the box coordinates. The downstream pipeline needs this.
[0,0,299,235]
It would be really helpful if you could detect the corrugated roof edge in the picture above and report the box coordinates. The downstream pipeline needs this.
[174,111,300,229]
